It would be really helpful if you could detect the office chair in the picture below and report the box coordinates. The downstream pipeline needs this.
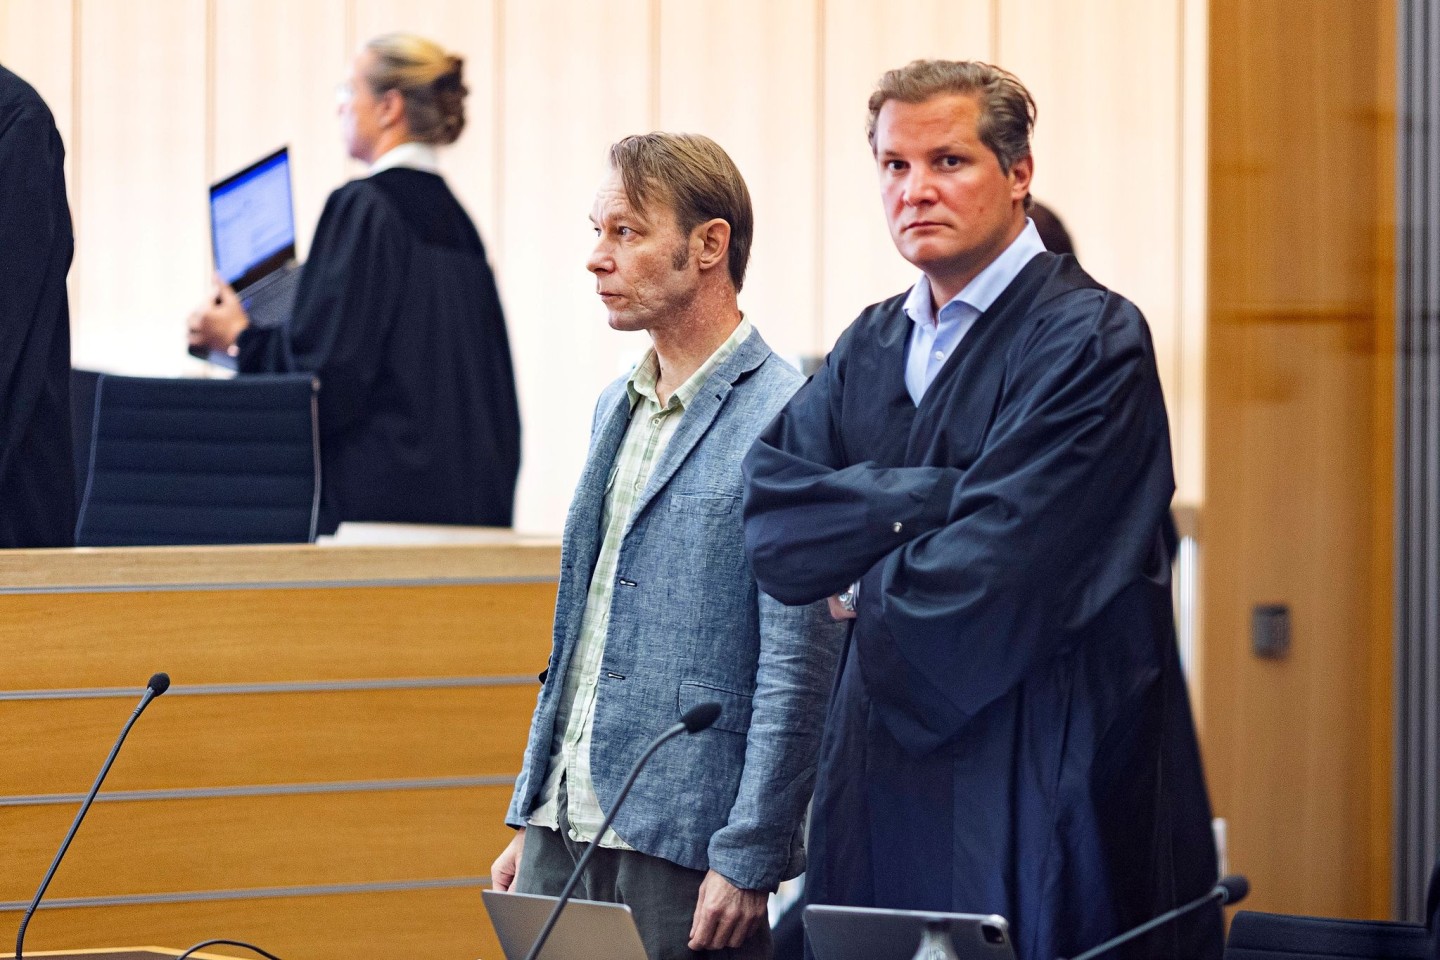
[72,371,321,546]
[1225,908,1431,960]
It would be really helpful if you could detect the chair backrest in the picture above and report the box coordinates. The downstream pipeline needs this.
[1226,910,1432,960]
[73,372,321,546]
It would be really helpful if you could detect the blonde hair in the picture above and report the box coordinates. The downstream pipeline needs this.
[607,132,755,292]
[363,33,467,146]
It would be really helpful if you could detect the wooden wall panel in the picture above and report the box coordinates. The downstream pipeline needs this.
[347,0,500,240]
[211,0,349,261]
[498,0,653,533]
[656,0,821,361]
[997,0,1190,492]
[0,583,554,688]
[0,685,539,795]
[818,0,994,349]
[0,787,512,901]
[0,0,74,168]
[72,0,208,376]
[1203,0,1394,919]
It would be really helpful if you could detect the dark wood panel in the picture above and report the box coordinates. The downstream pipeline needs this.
[1203,0,1395,921]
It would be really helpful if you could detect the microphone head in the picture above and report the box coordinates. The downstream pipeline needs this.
[679,702,722,733]
[147,673,171,697]
[1216,875,1249,905]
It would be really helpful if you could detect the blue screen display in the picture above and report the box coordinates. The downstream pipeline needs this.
[210,150,295,283]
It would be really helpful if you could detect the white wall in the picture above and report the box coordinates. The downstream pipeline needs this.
[0,0,1206,533]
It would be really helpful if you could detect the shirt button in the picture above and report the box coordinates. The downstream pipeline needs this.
[893,521,903,533]
[651,417,662,426]
[933,350,945,361]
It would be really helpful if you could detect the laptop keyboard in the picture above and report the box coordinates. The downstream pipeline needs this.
[242,265,301,330]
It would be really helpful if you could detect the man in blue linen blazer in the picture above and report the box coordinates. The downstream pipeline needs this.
[493,132,841,960]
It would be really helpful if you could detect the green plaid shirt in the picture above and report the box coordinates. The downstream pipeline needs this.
[529,318,753,848]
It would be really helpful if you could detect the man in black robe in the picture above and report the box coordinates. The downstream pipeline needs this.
[0,64,75,548]
[742,60,1222,960]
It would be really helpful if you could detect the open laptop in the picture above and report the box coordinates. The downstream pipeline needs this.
[481,889,649,960]
[191,145,302,366]
[805,904,1016,960]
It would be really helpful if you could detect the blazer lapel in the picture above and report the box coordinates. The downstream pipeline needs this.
[624,330,770,534]
[566,387,634,578]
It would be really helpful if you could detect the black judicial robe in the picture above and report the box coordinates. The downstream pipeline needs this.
[0,65,75,547]
[742,254,1222,960]
[237,168,520,533]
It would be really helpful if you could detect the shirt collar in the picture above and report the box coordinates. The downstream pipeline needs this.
[903,218,1047,328]
[627,316,753,411]
[368,142,440,176]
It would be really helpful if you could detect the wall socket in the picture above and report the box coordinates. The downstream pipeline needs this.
[1251,603,1291,659]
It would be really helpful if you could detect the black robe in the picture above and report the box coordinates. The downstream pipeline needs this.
[237,168,520,533]
[742,254,1222,960]
[0,65,75,548]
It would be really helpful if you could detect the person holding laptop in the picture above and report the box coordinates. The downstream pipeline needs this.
[188,34,520,534]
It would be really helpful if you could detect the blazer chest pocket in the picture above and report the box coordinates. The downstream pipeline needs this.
[678,680,753,735]
[669,493,739,517]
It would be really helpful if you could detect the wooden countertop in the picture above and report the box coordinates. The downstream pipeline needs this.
[0,527,561,592]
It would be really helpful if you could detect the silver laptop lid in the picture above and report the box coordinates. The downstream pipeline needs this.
[482,889,649,960]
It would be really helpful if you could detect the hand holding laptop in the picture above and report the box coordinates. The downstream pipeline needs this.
[187,272,249,355]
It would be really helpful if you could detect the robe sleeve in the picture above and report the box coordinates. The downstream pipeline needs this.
[741,333,965,606]
[0,107,67,485]
[857,291,1174,754]
[235,184,410,439]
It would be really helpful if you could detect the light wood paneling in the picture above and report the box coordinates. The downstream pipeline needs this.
[1203,0,1394,919]
[211,0,349,261]
[657,0,821,361]
[0,537,560,589]
[0,583,554,688]
[0,888,503,960]
[0,787,512,901]
[73,0,208,376]
[998,0,1189,489]
[818,0,994,348]
[347,0,500,238]
[498,0,653,533]
[0,685,538,796]
[0,0,74,166]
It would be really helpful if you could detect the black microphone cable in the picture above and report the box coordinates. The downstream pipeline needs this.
[175,938,285,960]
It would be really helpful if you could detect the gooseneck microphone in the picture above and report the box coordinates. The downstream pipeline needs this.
[15,673,171,959]
[1064,875,1249,960]
[520,701,723,960]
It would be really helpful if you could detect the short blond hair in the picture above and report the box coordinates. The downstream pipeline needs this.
[364,33,467,146]
[607,132,754,292]
[867,60,1036,176]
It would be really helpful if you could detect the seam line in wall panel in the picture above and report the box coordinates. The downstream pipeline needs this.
[0,775,519,807]
[813,0,825,357]
[0,675,540,701]
[0,877,491,913]
[0,574,558,595]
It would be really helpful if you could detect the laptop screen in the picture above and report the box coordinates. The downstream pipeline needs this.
[210,146,296,288]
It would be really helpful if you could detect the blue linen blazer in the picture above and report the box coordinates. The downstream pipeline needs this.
[506,328,842,891]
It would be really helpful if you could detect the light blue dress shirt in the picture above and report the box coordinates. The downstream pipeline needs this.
[902,219,1047,405]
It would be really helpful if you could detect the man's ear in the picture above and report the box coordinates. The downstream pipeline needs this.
[1009,154,1034,202]
[693,218,732,273]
